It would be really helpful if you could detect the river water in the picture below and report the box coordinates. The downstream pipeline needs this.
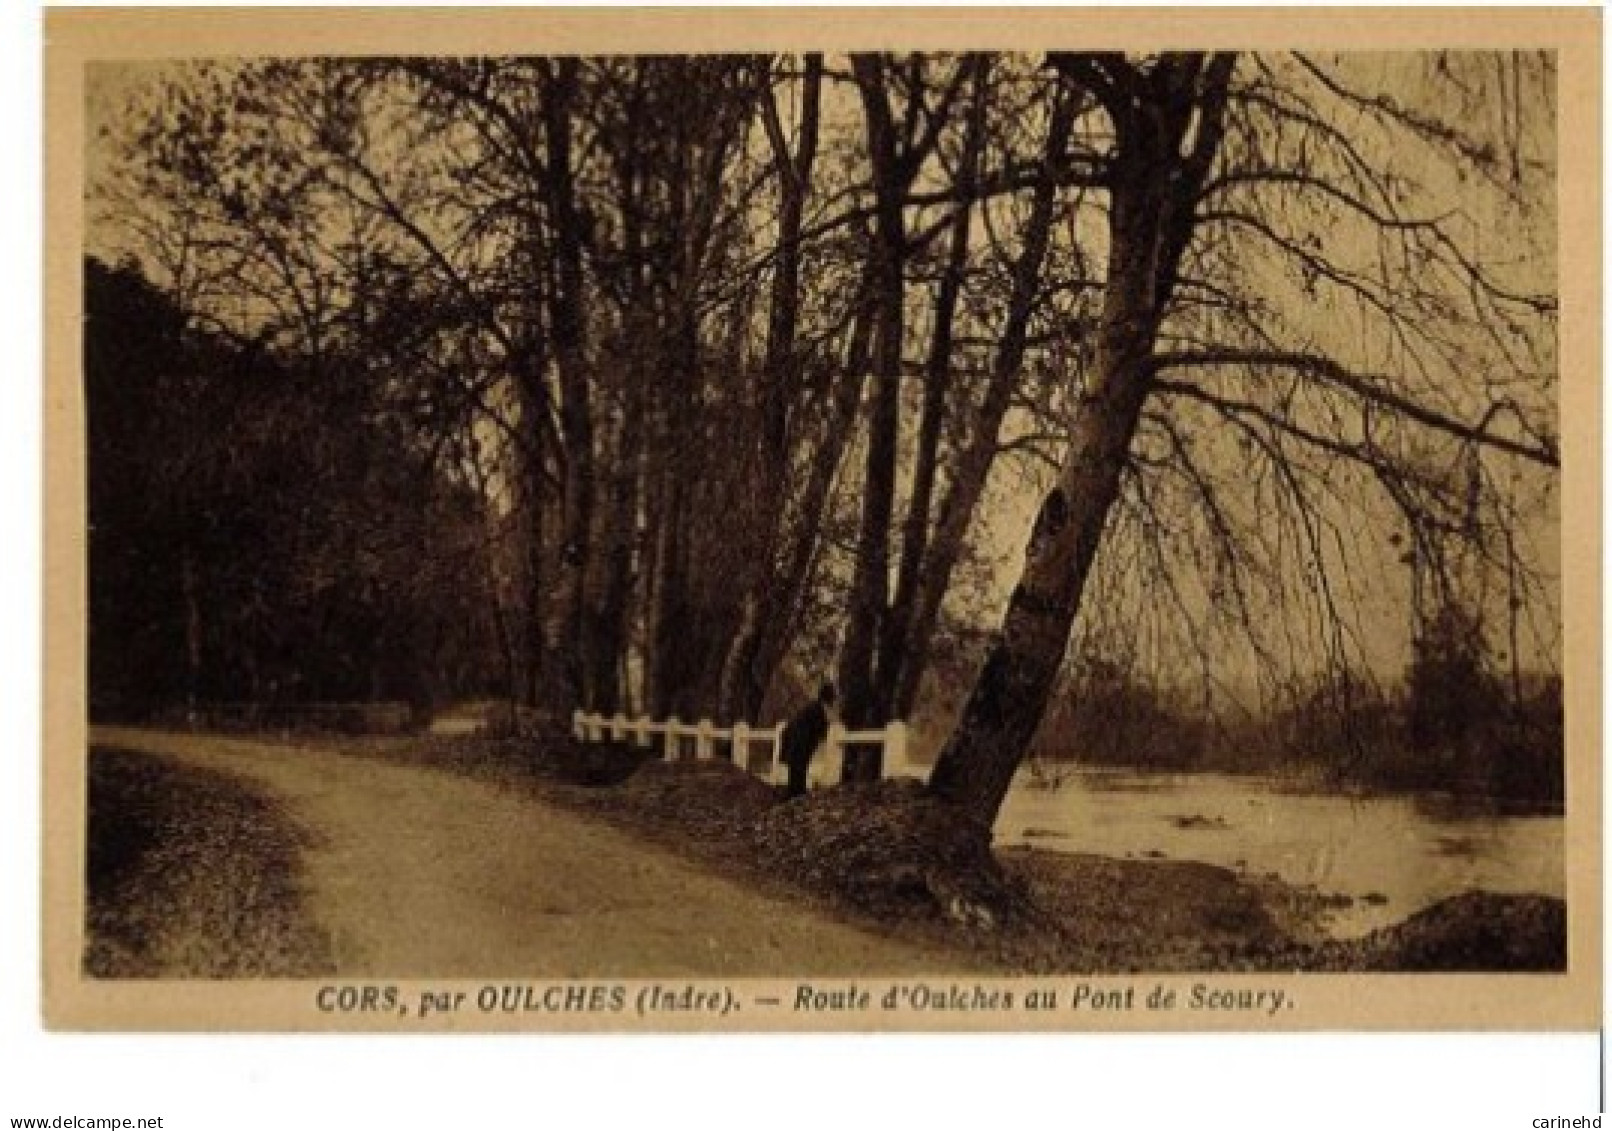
[993,767,1564,938]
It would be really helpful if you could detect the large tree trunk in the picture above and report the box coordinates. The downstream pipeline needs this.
[540,58,594,719]
[584,80,653,717]
[645,298,706,718]
[584,392,641,714]
[501,339,551,719]
[837,225,903,742]
[644,443,688,718]
[927,53,1236,826]
[838,55,911,778]
[926,325,1154,824]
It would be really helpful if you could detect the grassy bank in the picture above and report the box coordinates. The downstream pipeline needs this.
[85,745,335,978]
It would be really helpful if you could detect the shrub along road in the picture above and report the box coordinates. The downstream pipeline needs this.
[88,728,963,978]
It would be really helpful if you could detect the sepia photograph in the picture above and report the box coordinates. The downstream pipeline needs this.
[43,7,1600,1033]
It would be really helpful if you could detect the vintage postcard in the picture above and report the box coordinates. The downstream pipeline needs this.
[42,6,1601,1032]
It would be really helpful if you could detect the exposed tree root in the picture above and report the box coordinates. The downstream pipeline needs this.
[751,779,1032,930]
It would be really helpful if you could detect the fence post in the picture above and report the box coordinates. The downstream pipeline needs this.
[697,719,714,761]
[733,722,750,771]
[826,722,846,786]
[827,722,846,754]
[632,717,651,748]
[769,723,787,784]
[572,710,585,741]
[610,714,627,742]
[886,720,909,777]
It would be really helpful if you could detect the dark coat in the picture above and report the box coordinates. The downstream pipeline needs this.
[780,700,830,768]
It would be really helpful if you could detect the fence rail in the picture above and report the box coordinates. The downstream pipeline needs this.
[571,710,912,786]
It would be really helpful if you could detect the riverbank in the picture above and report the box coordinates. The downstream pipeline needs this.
[322,732,1565,972]
[997,760,1564,939]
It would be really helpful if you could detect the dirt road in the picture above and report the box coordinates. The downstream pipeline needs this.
[92,728,956,977]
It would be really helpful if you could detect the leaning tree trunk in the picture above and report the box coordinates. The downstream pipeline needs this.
[925,327,1154,825]
[887,79,1078,721]
[927,52,1236,827]
[877,55,990,724]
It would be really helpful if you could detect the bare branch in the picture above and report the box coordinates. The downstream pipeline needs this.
[1150,348,1558,467]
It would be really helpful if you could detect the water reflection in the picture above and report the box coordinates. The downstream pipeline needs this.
[996,767,1564,938]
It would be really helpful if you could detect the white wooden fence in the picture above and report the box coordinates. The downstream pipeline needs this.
[571,709,912,787]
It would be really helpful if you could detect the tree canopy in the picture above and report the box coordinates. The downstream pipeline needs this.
[89,50,1559,822]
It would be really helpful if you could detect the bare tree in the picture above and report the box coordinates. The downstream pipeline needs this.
[930,51,1558,825]
[95,51,1558,816]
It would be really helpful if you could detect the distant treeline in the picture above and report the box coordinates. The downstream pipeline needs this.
[1030,651,1563,808]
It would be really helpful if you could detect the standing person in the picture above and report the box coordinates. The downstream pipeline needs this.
[780,682,835,799]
